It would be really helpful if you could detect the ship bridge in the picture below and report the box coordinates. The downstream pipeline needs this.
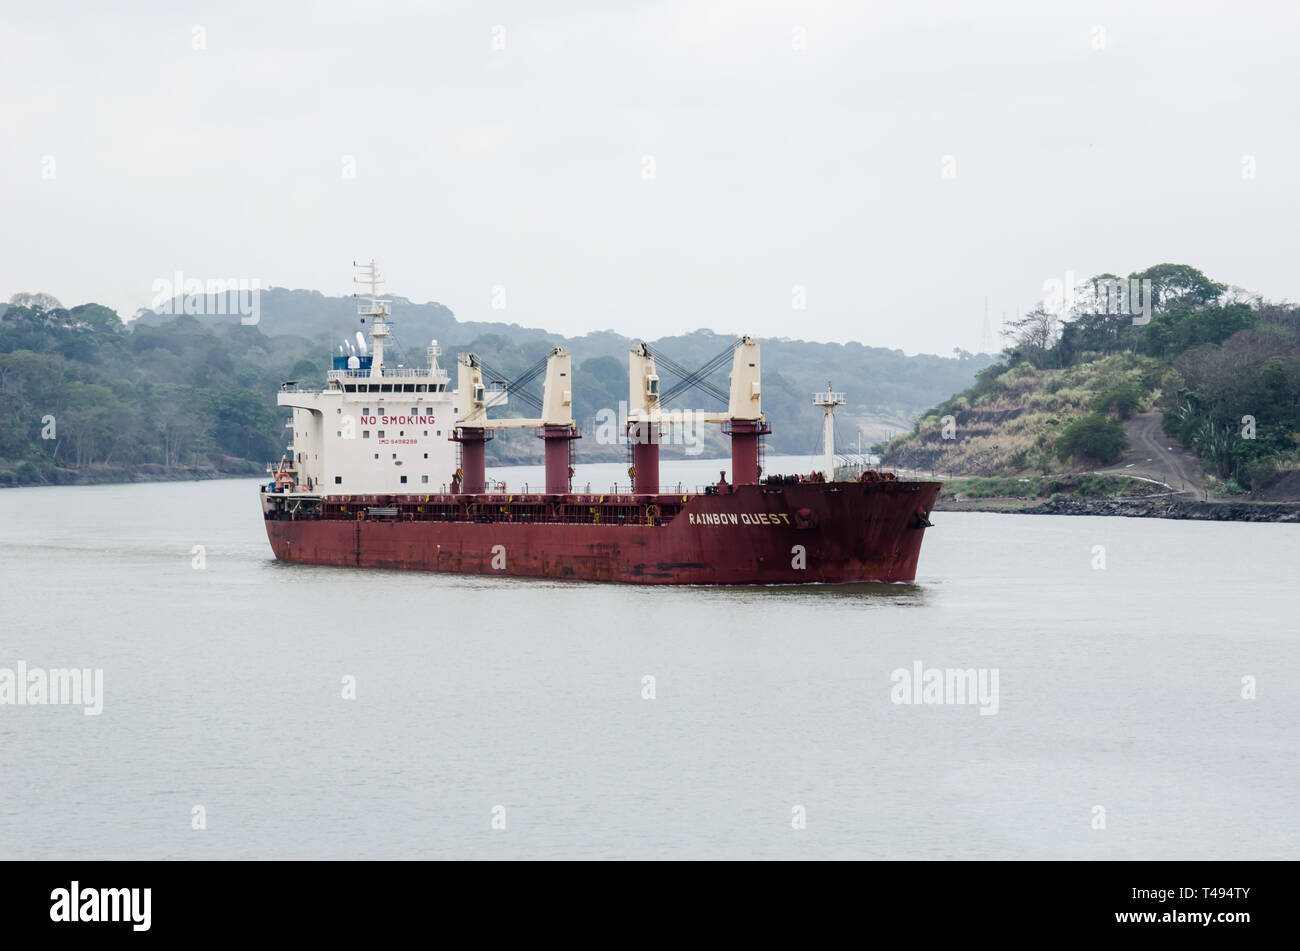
[271,261,500,495]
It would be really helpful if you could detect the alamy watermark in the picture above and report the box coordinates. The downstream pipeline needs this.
[1,661,103,715]
[890,661,999,715]
[1042,270,1153,325]
[593,401,707,455]
[150,271,261,325]
[50,882,150,931]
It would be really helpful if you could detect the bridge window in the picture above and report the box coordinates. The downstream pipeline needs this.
[403,384,415,392]
[410,407,417,415]
[378,430,385,438]
[362,408,369,414]
[363,430,370,439]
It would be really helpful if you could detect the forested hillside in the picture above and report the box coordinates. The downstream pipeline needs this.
[883,265,1300,496]
[0,289,991,485]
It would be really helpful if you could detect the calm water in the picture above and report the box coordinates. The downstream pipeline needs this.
[1,460,1297,860]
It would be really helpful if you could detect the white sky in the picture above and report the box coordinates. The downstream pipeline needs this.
[3,0,1297,354]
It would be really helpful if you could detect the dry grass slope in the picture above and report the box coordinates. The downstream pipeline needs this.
[882,353,1162,476]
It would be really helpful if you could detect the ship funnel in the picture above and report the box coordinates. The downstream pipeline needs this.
[627,342,661,494]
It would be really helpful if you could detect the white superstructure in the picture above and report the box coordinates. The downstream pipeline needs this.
[273,261,491,494]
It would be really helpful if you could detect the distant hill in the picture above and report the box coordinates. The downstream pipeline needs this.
[132,286,995,462]
[0,287,993,486]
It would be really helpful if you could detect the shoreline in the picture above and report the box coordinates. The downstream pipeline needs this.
[0,464,262,489]
[935,495,1300,522]
[8,468,1298,522]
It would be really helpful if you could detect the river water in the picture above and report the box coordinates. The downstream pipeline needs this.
[0,457,1296,859]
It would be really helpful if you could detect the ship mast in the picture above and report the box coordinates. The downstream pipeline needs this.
[813,383,845,480]
[353,259,391,376]
[627,342,661,494]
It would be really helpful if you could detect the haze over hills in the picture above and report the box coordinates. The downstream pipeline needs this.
[133,286,996,460]
[0,287,994,485]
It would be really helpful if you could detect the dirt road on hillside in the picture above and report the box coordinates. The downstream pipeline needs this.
[1096,411,1209,496]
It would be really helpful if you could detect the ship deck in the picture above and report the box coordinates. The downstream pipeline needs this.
[262,478,938,528]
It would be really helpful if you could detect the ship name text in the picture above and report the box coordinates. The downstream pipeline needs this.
[687,512,791,526]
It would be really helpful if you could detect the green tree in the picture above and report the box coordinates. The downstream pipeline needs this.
[1130,263,1225,313]
[60,381,132,466]
[1091,383,1142,419]
[202,387,279,461]
[290,358,320,381]
[1056,413,1128,465]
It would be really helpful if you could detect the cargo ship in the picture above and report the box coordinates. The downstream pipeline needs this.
[259,263,939,584]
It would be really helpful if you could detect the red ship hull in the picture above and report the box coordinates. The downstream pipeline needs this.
[262,480,940,585]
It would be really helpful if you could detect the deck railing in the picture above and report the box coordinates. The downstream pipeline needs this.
[327,367,450,381]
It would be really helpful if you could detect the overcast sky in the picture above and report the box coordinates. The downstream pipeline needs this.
[3,0,1297,354]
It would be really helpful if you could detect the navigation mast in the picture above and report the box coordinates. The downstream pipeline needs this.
[813,383,845,480]
[353,259,391,375]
